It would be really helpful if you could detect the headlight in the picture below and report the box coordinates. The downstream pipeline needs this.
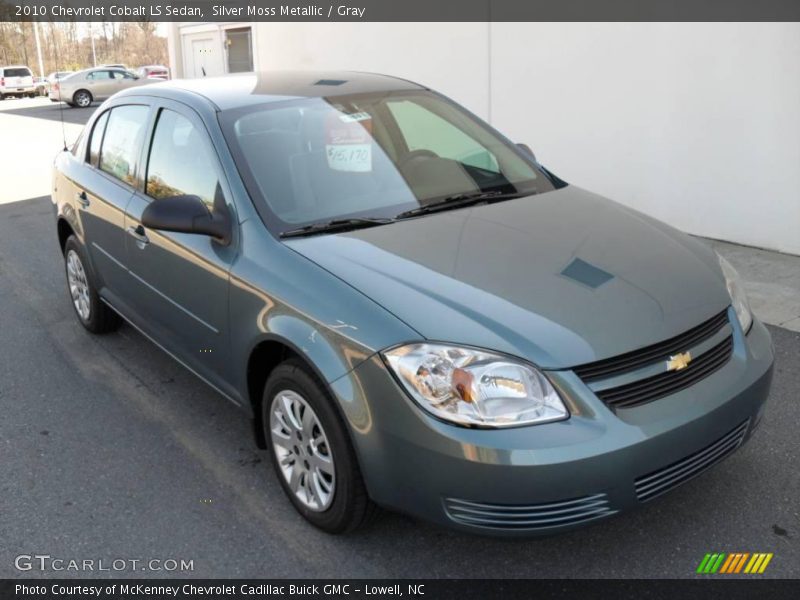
[382,343,568,428]
[718,254,753,333]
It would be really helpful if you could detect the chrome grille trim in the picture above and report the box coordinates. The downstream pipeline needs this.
[596,334,734,409]
[444,494,617,530]
[574,310,729,382]
[635,419,749,502]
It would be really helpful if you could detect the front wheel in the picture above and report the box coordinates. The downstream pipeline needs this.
[73,90,92,108]
[263,360,376,533]
[63,236,121,334]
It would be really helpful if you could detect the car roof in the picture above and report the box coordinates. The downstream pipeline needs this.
[115,70,427,111]
[1,65,31,70]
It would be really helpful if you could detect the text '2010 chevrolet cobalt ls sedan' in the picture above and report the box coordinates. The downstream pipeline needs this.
[52,72,773,535]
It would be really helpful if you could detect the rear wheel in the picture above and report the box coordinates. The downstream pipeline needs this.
[73,89,92,108]
[263,360,376,533]
[63,236,121,334]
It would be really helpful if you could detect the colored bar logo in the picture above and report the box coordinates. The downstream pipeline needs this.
[696,552,773,574]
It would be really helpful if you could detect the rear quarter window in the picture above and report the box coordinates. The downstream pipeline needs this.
[87,111,110,166]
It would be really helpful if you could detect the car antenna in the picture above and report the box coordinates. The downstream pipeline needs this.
[50,25,68,152]
[58,88,68,151]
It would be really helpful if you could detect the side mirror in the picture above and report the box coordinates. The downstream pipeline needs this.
[516,143,536,163]
[141,194,231,245]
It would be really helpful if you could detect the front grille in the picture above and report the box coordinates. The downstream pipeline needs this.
[574,310,729,382]
[443,493,616,531]
[596,335,734,409]
[635,419,749,502]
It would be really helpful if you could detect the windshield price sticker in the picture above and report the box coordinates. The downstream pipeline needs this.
[327,145,372,172]
[325,112,373,172]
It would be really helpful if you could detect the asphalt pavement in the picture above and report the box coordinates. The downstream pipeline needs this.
[0,98,798,579]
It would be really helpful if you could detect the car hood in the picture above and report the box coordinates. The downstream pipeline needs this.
[285,186,731,369]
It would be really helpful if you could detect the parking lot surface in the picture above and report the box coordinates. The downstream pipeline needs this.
[1,98,798,578]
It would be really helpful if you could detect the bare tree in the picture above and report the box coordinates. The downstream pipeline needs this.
[0,20,168,74]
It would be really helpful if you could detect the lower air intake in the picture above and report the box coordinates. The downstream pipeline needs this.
[443,493,616,531]
[635,419,749,502]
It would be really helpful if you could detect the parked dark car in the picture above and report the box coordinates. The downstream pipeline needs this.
[51,71,773,535]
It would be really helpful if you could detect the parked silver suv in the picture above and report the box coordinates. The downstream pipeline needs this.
[0,65,36,99]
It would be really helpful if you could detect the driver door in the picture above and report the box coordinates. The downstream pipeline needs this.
[122,100,239,394]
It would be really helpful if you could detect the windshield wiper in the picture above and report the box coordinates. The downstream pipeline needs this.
[280,217,395,239]
[394,190,528,220]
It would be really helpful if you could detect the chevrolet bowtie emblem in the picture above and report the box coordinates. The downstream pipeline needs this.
[667,352,692,371]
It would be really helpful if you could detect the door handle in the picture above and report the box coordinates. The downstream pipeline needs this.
[126,224,150,246]
[76,191,90,208]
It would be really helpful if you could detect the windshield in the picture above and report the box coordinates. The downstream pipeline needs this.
[220,90,558,234]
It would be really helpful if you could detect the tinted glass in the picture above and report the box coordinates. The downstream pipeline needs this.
[4,68,31,77]
[99,105,149,185]
[87,71,112,80]
[221,90,555,232]
[146,109,219,206]
[88,111,109,167]
[388,100,500,172]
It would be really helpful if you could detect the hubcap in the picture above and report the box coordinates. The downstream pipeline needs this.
[76,92,90,107]
[270,390,335,512]
[66,249,91,321]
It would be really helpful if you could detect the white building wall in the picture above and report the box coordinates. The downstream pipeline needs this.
[491,23,800,256]
[254,23,491,120]
[186,22,799,254]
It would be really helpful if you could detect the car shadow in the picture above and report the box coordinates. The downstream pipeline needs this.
[0,100,94,125]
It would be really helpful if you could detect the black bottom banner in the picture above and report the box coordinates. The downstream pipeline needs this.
[2,579,799,600]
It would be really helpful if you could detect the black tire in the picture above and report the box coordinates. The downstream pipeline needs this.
[263,360,376,533]
[0,94,4,101]
[63,235,122,334]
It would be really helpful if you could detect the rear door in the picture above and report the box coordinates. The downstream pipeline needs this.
[85,70,114,100]
[123,99,238,392]
[71,104,151,300]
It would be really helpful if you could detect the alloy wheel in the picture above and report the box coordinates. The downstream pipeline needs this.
[270,389,336,511]
[75,91,91,108]
[66,249,91,321]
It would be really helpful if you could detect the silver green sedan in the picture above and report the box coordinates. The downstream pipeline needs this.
[51,71,773,535]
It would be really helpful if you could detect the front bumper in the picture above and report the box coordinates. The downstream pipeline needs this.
[331,315,774,536]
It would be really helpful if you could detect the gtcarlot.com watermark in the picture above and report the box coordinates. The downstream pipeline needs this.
[15,554,194,572]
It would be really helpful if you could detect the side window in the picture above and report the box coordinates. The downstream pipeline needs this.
[387,99,500,173]
[145,109,220,206]
[87,71,111,81]
[99,105,149,186]
[88,111,109,167]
